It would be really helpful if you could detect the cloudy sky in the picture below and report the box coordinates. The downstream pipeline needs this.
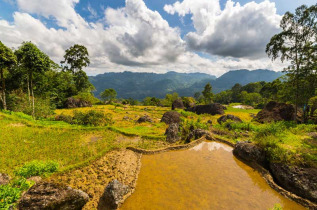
[0,0,315,76]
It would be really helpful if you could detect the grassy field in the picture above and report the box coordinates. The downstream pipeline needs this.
[1,104,316,175]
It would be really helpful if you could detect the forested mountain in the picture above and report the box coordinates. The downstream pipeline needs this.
[89,69,283,100]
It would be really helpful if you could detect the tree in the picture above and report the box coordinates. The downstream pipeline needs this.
[266,4,317,120]
[214,90,232,104]
[202,83,213,104]
[15,42,51,117]
[61,44,93,93]
[231,83,242,102]
[0,41,16,110]
[100,88,117,103]
[61,44,90,73]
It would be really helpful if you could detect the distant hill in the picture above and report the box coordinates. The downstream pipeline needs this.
[89,69,283,100]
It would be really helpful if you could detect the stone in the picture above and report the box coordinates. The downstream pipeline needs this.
[0,173,10,186]
[217,114,243,124]
[233,142,268,168]
[172,99,185,110]
[165,123,180,143]
[186,103,224,115]
[65,97,92,108]
[136,115,152,123]
[161,111,182,124]
[270,163,317,203]
[254,101,302,123]
[18,182,89,210]
[98,180,130,210]
[27,176,42,184]
[186,129,212,142]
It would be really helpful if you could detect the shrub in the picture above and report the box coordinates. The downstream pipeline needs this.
[55,114,73,124]
[72,110,113,126]
[0,178,33,209]
[15,160,59,178]
[270,203,283,210]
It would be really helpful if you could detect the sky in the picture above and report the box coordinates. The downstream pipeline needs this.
[0,0,316,76]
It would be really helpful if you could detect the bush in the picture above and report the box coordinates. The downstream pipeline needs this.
[73,92,101,105]
[180,118,209,140]
[55,114,73,124]
[15,160,59,178]
[7,90,54,119]
[0,178,33,209]
[72,110,113,126]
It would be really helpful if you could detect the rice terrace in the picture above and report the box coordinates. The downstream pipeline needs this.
[0,0,316,209]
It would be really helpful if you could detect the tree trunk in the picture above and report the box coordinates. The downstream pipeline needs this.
[30,73,35,118]
[27,75,31,106]
[0,69,6,110]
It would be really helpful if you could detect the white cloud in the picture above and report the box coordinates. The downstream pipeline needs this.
[0,0,286,76]
[164,0,282,59]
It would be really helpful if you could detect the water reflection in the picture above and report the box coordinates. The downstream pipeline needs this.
[190,141,232,152]
[121,142,304,210]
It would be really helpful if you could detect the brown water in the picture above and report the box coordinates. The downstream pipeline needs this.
[121,142,305,210]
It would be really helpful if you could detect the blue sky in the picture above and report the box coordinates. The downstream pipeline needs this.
[0,0,316,76]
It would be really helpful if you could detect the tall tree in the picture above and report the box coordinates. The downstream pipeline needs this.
[100,88,117,103]
[202,83,213,104]
[61,44,93,93]
[266,4,317,120]
[15,42,51,117]
[0,41,16,110]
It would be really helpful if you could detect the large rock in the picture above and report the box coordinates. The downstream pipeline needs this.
[270,163,317,203]
[161,111,182,124]
[136,115,152,123]
[165,123,180,143]
[98,180,130,210]
[217,114,243,124]
[186,129,212,142]
[186,103,224,115]
[65,97,92,108]
[172,99,185,110]
[233,142,268,168]
[18,182,89,210]
[254,101,302,123]
[0,173,10,186]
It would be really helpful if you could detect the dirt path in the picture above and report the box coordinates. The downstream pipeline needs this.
[50,149,141,210]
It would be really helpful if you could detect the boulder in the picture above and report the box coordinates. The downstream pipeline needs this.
[65,97,92,108]
[18,182,89,210]
[136,115,152,123]
[186,103,224,115]
[186,129,212,142]
[172,99,185,110]
[0,173,10,186]
[233,142,268,168]
[122,116,132,121]
[254,101,302,123]
[217,114,243,124]
[98,180,130,210]
[270,163,317,203]
[165,123,180,143]
[161,111,182,124]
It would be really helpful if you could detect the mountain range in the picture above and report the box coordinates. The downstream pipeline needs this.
[89,69,283,100]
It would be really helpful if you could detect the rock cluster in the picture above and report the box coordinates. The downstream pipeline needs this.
[18,182,89,210]
[136,115,152,123]
[254,101,302,123]
[98,180,130,210]
[161,111,182,124]
[172,99,185,110]
[165,123,180,143]
[217,114,243,124]
[233,142,268,168]
[186,103,224,115]
[65,97,92,108]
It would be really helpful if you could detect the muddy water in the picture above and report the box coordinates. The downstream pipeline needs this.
[121,142,305,210]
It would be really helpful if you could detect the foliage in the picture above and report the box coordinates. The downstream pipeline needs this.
[15,42,51,117]
[73,92,100,105]
[270,203,283,210]
[100,88,117,103]
[143,97,161,106]
[72,110,114,126]
[180,117,209,140]
[0,41,17,110]
[0,178,33,209]
[202,83,213,104]
[266,4,317,114]
[61,44,90,73]
[15,160,59,178]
